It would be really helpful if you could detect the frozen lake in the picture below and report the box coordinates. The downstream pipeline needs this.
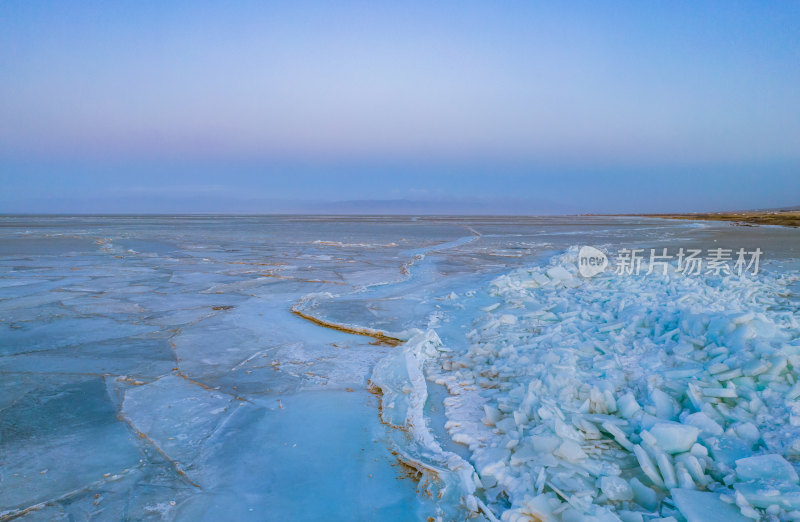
[1,215,798,520]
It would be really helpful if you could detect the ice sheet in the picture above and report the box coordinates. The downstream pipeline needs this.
[1,215,798,520]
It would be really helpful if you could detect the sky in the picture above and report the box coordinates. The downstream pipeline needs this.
[1,1,799,214]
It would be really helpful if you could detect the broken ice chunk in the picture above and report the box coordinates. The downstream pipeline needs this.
[508,494,558,521]
[735,454,799,483]
[602,421,634,451]
[510,444,537,466]
[671,488,750,522]
[495,417,518,434]
[675,454,708,486]
[633,444,665,488]
[684,412,724,439]
[483,405,501,426]
[733,423,760,446]
[618,392,642,419]
[656,452,678,489]
[742,359,771,377]
[600,476,634,501]
[647,423,699,454]
[121,375,234,472]
[650,389,677,420]
[733,481,800,510]
[787,382,800,401]
[530,435,561,453]
[555,439,587,463]
[618,511,645,522]
[702,385,737,398]
[545,266,572,282]
[499,314,517,325]
[629,477,658,511]
[709,436,754,467]
[475,446,510,477]
[675,463,695,489]
[689,443,707,458]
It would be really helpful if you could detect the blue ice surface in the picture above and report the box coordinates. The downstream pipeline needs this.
[0,215,797,520]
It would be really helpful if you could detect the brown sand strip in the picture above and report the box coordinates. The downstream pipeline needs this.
[290,307,404,346]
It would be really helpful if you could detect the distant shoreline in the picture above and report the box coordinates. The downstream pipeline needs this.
[1,212,798,227]
[630,211,800,228]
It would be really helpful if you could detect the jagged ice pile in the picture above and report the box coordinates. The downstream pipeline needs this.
[374,248,800,521]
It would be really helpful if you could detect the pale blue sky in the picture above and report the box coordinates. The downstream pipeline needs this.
[1,1,798,213]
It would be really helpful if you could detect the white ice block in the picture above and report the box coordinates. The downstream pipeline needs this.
[617,392,642,419]
[546,265,573,282]
[684,412,723,438]
[600,476,634,501]
[671,488,750,522]
[735,454,799,483]
[647,423,699,454]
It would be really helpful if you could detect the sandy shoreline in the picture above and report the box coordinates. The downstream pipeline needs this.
[632,211,800,228]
